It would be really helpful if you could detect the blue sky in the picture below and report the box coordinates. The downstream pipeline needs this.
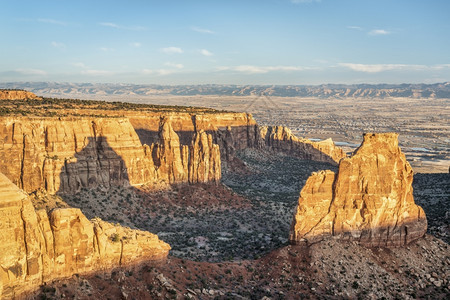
[1,0,449,84]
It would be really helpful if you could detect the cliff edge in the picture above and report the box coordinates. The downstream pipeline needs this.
[289,133,427,247]
[0,90,41,100]
[260,126,346,164]
[0,172,170,299]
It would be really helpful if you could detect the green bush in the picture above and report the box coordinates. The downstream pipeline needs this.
[110,233,120,242]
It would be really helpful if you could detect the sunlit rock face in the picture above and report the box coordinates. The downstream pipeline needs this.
[289,133,427,247]
[0,90,41,100]
[0,172,170,299]
[154,118,221,184]
[259,126,346,164]
[0,116,222,194]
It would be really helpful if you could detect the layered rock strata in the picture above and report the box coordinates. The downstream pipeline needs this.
[260,126,346,164]
[0,112,343,195]
[0,116,221,194]
[0,90,41,100]
[289,133,427,247]
[129,112,261,159]
[0,172,170,299]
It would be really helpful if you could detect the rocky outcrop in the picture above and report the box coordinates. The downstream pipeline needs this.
[289,133,427,247]
[153,120,189,184]
[129,112,260,159]
[153,118,221,184]
[189,130,221,183]
[0,117,157,194]
[0,116,221,194]
[0,172,170,299]
[0,90,42,100]
[260,126,346,164]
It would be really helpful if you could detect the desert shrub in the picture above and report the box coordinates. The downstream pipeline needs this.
[110,233,120,242]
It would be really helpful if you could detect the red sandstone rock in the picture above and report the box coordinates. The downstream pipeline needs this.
[289,133,427,247]
[0,172,170,298]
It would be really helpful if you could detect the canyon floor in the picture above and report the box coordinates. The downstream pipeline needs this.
[32,148,450,299]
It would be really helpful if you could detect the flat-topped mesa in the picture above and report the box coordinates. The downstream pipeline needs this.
[289,133,427,247]
[0,89,42,100]
[0,172,170,299]
[259,126,346,164]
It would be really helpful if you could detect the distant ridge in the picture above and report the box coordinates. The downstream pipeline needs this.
[2,82,450,99]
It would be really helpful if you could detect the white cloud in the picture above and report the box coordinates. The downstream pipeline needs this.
[338,63,427,73]
[347,26,363,31]
[165,62,184,69]
[191,26,215,34]
[130,42,141,48]
[200,49,213,57]
[157,69,176,76]
[99,22,119,29]
[15,68,47,75]
[142,67,184,76]
[73,61,115,76]
[161,47,184,54]
[37,18,67,26]
[81,69,114,76]
[368,29,390,36]
[51,41,66,49]
[72,62,87,68]
[432,64,450,70]
[291,0,321,3]
[99,22,146,31]
[219,65,307,74]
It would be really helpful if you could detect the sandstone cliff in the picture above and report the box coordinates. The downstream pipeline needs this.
[0,90,41,100]
[289,133,427,247]
[130,113,341,165]
[260,126,346,164]
[153,118,221,184]
[0,172,170,299]
[0,116,222,194]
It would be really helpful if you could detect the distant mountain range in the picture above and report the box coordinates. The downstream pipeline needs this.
[2,81,450,99]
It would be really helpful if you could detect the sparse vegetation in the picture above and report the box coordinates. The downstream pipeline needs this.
[0,97,230,117]
[110,233,120,242]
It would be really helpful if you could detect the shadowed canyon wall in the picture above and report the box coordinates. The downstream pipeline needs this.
[0,90,41,101]
[130,112,344,164]
[0,112,343,195]
[289,133,427,247]
[0,172,170,299]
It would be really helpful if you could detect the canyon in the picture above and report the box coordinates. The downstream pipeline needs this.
[0,90,41,101]
[0,101,343,195]
[0,94,448,299]
[0,172,170,299]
